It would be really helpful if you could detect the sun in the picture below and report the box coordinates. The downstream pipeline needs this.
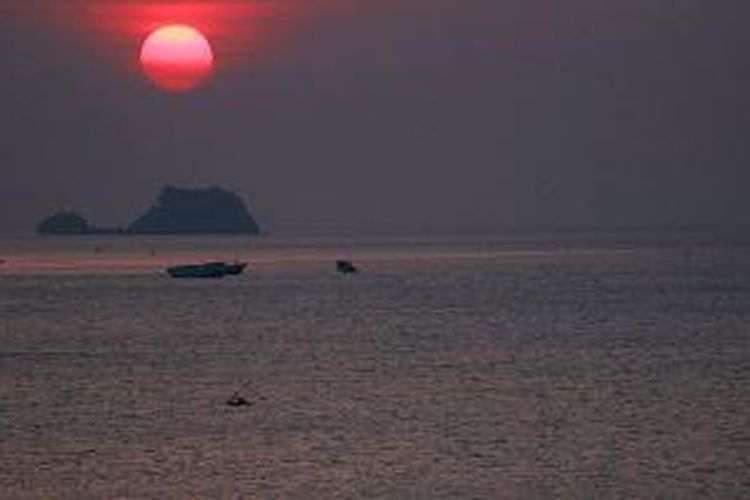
[139,25,214,93]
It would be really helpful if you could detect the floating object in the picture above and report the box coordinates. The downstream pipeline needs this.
[166,261,247,279]
[336,260,358,274]
[226,393,251,407]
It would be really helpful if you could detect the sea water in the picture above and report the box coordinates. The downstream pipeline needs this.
[0,235,748,498]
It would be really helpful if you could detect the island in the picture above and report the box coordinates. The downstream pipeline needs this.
[129,186,260,235]
[36,186,261,236]
[36,211,95,235]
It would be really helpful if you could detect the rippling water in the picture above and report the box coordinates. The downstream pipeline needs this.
[1,236,748,498]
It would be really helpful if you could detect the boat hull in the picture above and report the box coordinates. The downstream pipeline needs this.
[166,262,247,279]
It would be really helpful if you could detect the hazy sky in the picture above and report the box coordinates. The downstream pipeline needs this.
[0,0,748,236]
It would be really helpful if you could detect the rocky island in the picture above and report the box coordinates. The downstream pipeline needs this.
[36,211,94,235]
[36,186,261,236]
[129,186,260,235]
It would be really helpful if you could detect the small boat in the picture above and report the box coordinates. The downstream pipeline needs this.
[219,262,247,276]
[166,261,247,279]
[336,260,358,274]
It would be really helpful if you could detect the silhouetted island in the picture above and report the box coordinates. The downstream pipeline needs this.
[129,186,260,235]
[36,186,261,236]
[37,211,94,235]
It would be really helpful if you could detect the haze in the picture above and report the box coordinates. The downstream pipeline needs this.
[0,0,748,236]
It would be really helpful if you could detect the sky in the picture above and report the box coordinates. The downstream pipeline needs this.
[0,0,748,236]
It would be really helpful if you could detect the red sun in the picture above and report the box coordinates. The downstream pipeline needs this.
[139,25,214,93]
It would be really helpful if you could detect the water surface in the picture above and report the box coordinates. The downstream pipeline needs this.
[1,236,748,498]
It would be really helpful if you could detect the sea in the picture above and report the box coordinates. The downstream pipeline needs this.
[0,233,748,499]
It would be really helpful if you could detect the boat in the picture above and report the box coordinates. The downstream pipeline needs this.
[166,261,247,278]
[336,260,358,274]
[218,262,247,276]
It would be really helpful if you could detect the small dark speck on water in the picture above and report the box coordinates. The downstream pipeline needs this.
[226,393,252,407]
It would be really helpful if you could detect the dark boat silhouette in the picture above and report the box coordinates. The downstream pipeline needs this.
[167,261,247,278]
[336,260,358,274]
[220,262,247,276]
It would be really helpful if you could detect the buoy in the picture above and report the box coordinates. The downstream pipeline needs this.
[226,393,251,407]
